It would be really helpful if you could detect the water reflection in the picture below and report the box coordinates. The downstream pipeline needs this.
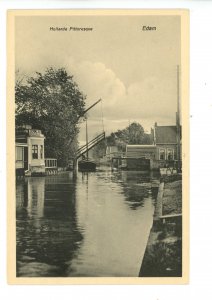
[16,169,159,277]
[16,174,83,277]
[110,171,158,210]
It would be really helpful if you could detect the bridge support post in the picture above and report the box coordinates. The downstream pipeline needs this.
[73,158,78,177]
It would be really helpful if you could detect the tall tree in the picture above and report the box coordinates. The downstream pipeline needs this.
[15,67,86,166]
[94,122,152,157]
[120,122,145,144]
[106,122,152,148]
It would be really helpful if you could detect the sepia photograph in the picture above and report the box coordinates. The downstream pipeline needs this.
[7,9,189,284]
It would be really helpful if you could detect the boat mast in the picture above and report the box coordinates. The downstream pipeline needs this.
[83,98,102,160]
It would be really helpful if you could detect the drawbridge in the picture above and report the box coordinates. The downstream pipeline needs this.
[73,99,105,170]
[76,132,105,159]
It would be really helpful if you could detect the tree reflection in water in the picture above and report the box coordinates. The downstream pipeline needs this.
[16,170,159,277]
[16,174,83,277]
[111,171,159,210]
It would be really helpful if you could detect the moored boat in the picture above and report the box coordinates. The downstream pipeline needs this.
[78,159,96,172]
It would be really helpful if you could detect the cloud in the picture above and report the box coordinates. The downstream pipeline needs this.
[117,76,177,120]
[17,55,177,135]
[67,59,177,139]
[70,61,126,108]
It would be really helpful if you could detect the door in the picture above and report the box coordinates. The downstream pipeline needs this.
[24,147,28,170]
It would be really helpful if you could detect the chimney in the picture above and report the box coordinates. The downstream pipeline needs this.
[153,123,157,145]
[176,112,179,127]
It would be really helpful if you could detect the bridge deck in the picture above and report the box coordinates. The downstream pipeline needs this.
[76,132,105,159]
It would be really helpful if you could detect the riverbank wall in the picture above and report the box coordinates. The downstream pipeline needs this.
[139,173,182,277]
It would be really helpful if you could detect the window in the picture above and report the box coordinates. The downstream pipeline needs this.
[16,146,23,161]
[167,149,174,160]
[32,145,38,159]
[159,149,165,160]
[40,145,43,159]
[121,159,127,167]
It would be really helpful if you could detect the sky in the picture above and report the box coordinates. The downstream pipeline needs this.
[15,14,181,142]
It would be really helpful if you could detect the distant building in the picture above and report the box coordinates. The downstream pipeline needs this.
[116,122,181,171]
[154,122,179,161]
[126,145,156,160]
[15,125,45,176]
[125,145,157,170]
[106,145,120,160]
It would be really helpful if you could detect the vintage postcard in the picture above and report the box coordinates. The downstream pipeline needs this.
[7,9,189,284]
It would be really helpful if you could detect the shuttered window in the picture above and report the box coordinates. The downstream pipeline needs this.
[16,146,23,161]
[159,149,165,160]
[167,148,174,160]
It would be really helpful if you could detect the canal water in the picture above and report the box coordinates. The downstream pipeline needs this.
[16,168,159,277]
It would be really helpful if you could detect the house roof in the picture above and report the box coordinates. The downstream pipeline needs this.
[155,126,177,144]
[16,128,45,140]
[127,145,156,149]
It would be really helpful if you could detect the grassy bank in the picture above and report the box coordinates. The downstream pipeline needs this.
[139,174,182,277]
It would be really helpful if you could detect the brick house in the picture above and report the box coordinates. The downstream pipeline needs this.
[154,122,181,167]
[122,122,181,170]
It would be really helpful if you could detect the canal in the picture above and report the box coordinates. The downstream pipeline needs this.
[16,168,159,277]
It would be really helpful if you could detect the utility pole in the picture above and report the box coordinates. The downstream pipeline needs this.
[85,117,88,160]
[176,65,181,173]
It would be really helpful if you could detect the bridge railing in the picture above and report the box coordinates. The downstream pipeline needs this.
[45,158,58,175]
[45,158,57,169]
[76,132,105,159]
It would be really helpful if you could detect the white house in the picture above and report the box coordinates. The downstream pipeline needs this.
[15,125,45,176]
